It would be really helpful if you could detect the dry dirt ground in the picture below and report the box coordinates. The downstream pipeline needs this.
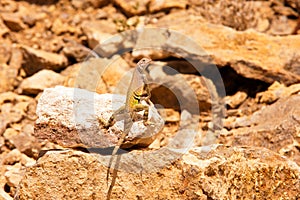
[0,0,300,199]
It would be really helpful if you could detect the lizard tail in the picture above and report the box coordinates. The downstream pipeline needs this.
[106,117,133,182]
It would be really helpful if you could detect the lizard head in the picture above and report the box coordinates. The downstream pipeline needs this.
[137,58,152,70]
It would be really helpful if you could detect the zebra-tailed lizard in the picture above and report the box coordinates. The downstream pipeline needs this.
[99,58,153,199]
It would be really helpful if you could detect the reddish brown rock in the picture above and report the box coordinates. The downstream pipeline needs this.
[1,103,23,128]
[225,91,248,109]
[255,81,286,104]
[101,56,131,92]
[0,41,11,64]
[18,69,64,95]
[20,45,68,76]
[4,163,25,188]
[1,149,35,166]
[256,82,300,104]
[187,0,257,31]
[4,124,40,157]
[0,63,18,93]
[187,0,298,35]
[0,0,18,12]
[0,92,34,135]
[70,0,109,9]
[285,0,300,10]
[81,20,117,49]
[149,0,187,13]
[9,47,23,70]
[144,12,300,85]
[1,12,26,32]
[0,92,31,106]
[0,18,9,37]
[268,15,297,35]
[220,94,300,165]
[51,18,77,35]
[62,39,95,62]
[148,62,221,114]
[61,58,108,94]
[16,145,300,199]
[113,0,150,17]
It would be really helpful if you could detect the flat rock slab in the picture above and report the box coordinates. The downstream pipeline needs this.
[138,12,300,85]
[93,20,300,85]
[20,45,68,76]
[220,94,300,165]
[18,69,64,95]
[16,145,300,199]
[34,86,164,148]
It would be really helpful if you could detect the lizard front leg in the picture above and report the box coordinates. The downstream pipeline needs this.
[132,103,151,126]
[98,105,125,128]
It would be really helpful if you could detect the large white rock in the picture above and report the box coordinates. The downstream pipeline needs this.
[34,86,164,148]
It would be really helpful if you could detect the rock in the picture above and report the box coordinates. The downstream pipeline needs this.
[16,145,300,199]
[272,1,299,16]
[18,69,64,95]
[141,12,300,85]
[256,18,270,32]
[3,125,39,157]
[256,81,300,104]
[0,149,12,200]
[225,91,248,108]
[1,149,35,166]
[51,18,77,35]
[284,83,300,96]
[9,47,23,70]
[0,41,12,64]
[1,12,26,32]
[113,0,151,17]
[149,0,187,13]
[62,39,94,62]
[61,58,108,94]
[92,29,140,58]
[0,92,31,106]
[0,136,4,149]
[21,13,37,27]
[3,128,19,145]
[0,187,13,200]
[34,86,164,148]
[4,163,24,188]
[268,15,296,35]
[70,0,109,9]
[81,20,117,49]
[256,81,285,104]
[101,55,131,92]
[159,108,180,123]
[148,62,221,113]
[0,63,18,93]
[0,18,9,37]
[0,117,8,136]
[162,60,199,74]
[185,74,221,112]
[1,103,24,128]
[20,45,68,76]
[0,44,17,92]
[0,92,35,136]
[189,0,261,31]
[220,94,300,165]
[0,92,36,152]
[285,0,300,10]
[0,0,18,13]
